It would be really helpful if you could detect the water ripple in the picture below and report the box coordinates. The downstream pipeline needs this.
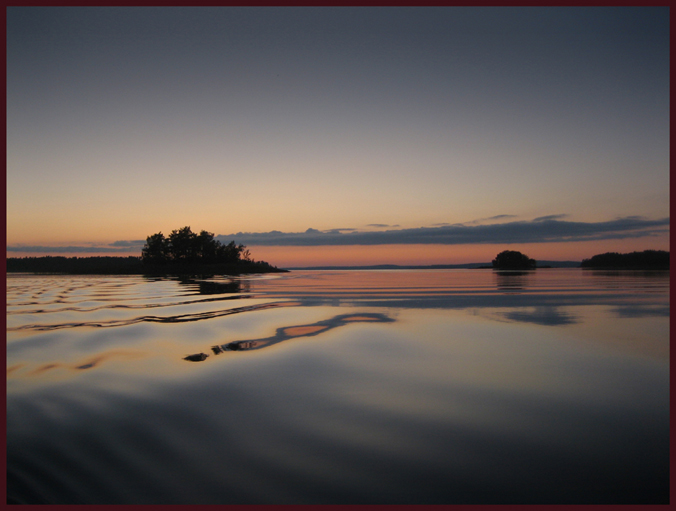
[7,293,252,316]
[8,301,299,332]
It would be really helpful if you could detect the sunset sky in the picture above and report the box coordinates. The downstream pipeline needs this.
[7,7,669,267]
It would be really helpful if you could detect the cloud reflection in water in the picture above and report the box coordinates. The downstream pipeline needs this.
[500,306,578,326]
[184,312,395,361]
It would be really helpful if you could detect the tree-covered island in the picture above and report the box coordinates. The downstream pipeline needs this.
[580,250,669,269]
[7,226,286,275]
[487,249,669,270]
[141,226,249,265]
[491,250,537,270]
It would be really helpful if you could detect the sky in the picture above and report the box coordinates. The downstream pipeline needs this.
[6,6,670,267]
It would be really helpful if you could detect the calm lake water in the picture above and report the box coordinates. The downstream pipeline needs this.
[6,269,669,504]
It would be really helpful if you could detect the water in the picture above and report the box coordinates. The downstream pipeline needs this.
[6,269,669,504]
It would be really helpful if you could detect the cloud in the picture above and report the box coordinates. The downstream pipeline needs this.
[465,214,519,225]
[110,240,145,248]
[7,217,669,254]
[7,240,145,253]
[366,224,399,228]
[215,216,669,246]
[324,228,358,234]
[485,214,518,221]
[7,245,140,253]
[533,214,569,222]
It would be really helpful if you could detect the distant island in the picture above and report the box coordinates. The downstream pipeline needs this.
[580,250,669,269]
[6,226,285,275]
[487,249,669,270]
[491,250,537,270]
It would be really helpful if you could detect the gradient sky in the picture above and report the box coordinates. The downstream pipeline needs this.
[7,7,670,266]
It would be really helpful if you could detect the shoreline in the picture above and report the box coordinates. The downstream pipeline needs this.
[5,256,287,276]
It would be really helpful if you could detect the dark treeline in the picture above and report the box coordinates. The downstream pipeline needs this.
[7,256,144,274]
[7,255,283,275]
[581,250,669,269]
[142,226,249,265]
[8,227,285,275]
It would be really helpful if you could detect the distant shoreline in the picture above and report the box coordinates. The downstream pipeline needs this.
[5,256,287,275]
[7,255,669,274]
[284,261,582,271]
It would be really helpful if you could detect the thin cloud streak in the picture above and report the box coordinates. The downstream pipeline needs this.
[6,217,668,254]
[109,240,145,247]
[465,214,519,225]
[7,245,140,254]
[216,217,669,247]
[8,240,145,253]
[533,214,569,222]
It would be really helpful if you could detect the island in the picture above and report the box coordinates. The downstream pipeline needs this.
[6,226,286,275]
[491,250,537,270]
[580,250,669,270]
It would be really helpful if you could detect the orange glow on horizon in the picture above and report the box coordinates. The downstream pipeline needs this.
[6,235,668,268]
[248,236,669,267]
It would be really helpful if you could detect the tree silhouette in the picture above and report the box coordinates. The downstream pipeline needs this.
[168,226,197,262]
[141,232,169,264]
[492,250,536,270]
[141,226,251,266]
[580,250,669,268]
[196,230,218,262]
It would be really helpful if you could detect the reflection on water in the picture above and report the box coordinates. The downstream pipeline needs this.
[7,300,293,331]
[6,270,669,504]
[203,312,394,358]
[176,276,250,295]
[612,304,670,318]
[494,270,532,292]
[500,305,577,326]
[28,349,147,374]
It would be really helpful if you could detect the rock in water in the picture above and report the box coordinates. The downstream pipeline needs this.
[184,353,208,362]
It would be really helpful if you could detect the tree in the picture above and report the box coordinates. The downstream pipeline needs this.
[196,230,218,263]
[217,240,244,264]
[140,226,252,266]
[167,226,198,262]
[492,250,536,270]
[141,232,169,264]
